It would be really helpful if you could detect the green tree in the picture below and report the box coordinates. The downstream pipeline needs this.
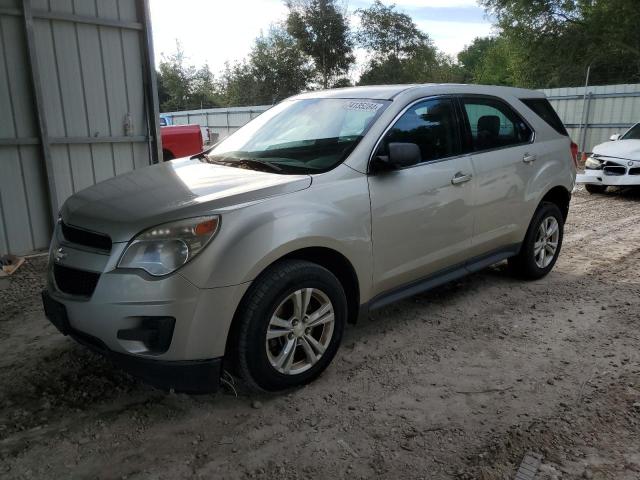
[190,64,223,109]
[157,41,194,111]
[356,0,429,59]
[219,26,313,106]
[285,0,355,88]
[157,42,222,111]
[249,26,314,103]
[458,37,515,85]
[479,0,640,87]
[355,1,439,85]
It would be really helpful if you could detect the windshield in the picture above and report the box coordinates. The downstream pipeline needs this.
[621,123,640,140]
[204,98,389,174]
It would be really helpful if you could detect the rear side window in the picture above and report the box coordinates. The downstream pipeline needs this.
[382,97,460,163]
[521,98,568,136]
[461,97,533,152]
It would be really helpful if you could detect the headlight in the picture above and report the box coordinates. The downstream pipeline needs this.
[118,216,220,276]
[584,156,602,170]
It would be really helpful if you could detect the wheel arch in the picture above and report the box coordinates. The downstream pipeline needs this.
[223,246,361,368]
[539,185,571,220]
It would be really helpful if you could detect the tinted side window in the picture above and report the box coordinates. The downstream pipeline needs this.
[383,98,460,162]
[521,98,567,136]
[461,97,533,152]
[621,123,640,140]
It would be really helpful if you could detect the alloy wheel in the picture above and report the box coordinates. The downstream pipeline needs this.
[534,216,560,269]
[265,288,335,375]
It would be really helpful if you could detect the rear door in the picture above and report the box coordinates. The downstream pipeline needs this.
[458,96,535,257]
[368,97,476,296]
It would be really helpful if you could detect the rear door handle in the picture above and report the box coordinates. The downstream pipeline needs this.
[451,172,472,185]
[523,153,537,163]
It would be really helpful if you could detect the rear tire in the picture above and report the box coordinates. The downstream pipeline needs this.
[163,150,175,162]
[508,202,564,280]
[585,184,607,194]
[231,260,346,392]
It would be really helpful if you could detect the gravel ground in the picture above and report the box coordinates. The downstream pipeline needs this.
[1,186,639,480]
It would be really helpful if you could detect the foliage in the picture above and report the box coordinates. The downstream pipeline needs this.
[219,27,314,106]
[157,0,640,111]
[355,1,449,85]
[474,0,640,87]
[285,0,355,88]
[356,0,429,59]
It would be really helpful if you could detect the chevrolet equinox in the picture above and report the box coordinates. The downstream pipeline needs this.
[43,84,577,392]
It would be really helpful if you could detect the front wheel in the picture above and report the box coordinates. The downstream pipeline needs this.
[508,202,564,280]
[231,260,346,392]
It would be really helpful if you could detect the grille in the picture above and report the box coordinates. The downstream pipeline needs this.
[603,166,626,176]
[61,222,112,252]
[629,167,640,175]
[54,264,101,297]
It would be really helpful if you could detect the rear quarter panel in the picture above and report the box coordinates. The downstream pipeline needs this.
[510,96,576,240]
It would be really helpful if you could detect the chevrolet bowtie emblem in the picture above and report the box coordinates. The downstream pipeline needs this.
[54,247,68,263]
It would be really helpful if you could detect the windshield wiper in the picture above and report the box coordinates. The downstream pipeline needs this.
[207,156,283,173]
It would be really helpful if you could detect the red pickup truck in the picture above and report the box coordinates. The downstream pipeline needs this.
[160,123,203,162]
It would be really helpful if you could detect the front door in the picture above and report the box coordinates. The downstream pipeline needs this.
[368,97,475,296]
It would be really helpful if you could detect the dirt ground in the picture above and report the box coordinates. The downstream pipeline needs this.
[1,186,639,480]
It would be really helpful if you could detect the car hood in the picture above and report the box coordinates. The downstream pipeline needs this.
[61,158,312,242]
[592,139,640,161]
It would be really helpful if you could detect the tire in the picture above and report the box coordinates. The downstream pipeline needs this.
[231,259,347,392]
[508,202,564,280]
[163,150,175,162]
[585,184,607,194]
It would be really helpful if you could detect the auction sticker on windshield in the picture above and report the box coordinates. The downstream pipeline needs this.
[344,101,383,112]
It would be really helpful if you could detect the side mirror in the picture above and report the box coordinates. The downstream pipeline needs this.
[610,133,621,141]
[372,143,421,172]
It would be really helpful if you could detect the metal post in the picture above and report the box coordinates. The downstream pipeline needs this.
[139,0,162,164]
[22,0,58,224]
[577,64,591,158]
[580,92,593,157]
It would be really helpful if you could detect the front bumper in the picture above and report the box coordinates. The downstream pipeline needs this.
[43,289,222,392]
[44,223,250,391]
[577,170,640,186]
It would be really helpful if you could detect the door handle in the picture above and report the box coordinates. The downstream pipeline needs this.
[451,172,472,185]
[523,153,537,163]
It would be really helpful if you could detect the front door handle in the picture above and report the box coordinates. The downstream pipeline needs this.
[523,153,537,163]
[451,172,472,185]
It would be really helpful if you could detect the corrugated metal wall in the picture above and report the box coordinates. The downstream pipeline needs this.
[0,0,49,255]
[541,83,640,153]
[0,0,160,255]
[162,105,271,142]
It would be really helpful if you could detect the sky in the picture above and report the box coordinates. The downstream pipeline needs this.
[149,0,494,75]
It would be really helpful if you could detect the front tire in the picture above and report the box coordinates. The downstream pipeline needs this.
[585,184,607,194]
[231,260,346,392]
[509,202,564,280]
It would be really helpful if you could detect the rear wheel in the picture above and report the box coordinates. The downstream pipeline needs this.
[231,260,346,392]
[585,184,607,194]
[162,150,175,162]
[509,202,564,280]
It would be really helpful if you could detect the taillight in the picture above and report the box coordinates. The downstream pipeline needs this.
[570,141,578,167]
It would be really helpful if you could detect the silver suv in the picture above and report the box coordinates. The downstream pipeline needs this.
[43,85,576,392]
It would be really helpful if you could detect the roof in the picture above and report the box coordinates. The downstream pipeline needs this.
[292,84,547,101]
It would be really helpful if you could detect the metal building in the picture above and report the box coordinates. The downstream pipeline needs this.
[0,0,160,256]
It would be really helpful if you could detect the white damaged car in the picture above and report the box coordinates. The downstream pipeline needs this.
[577,123,640,193]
